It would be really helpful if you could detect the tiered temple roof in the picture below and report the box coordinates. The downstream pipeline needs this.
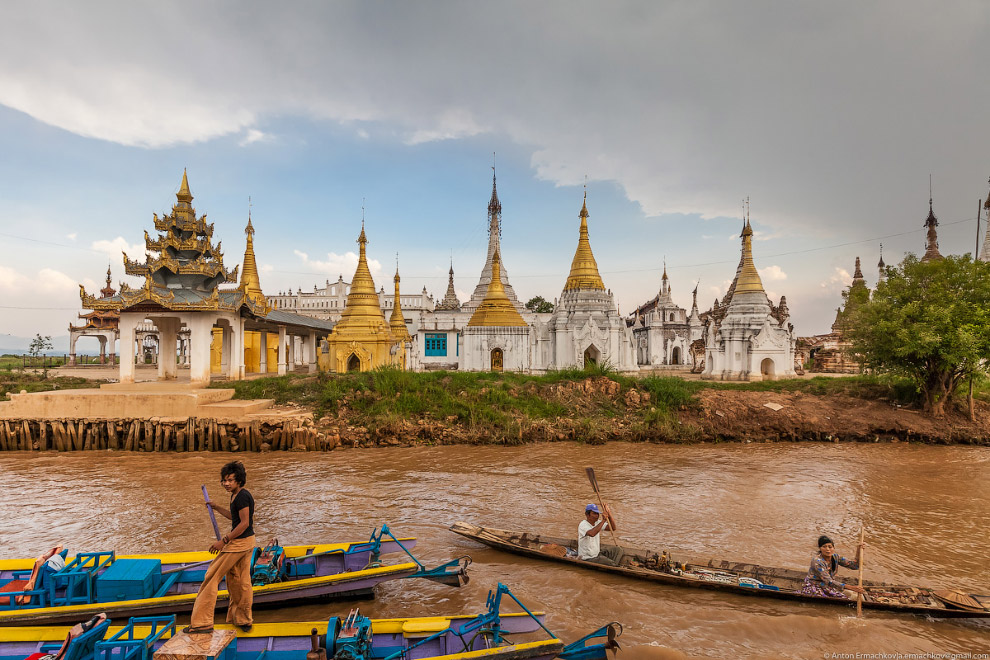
[330,223,393,338]
[921,197,943,262]
[71,266,120,331]
[81,171,265,315]
[435,263,461,310]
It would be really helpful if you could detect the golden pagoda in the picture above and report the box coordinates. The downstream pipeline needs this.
[733,218,766,295]
[562,191,606,292]
[389,262,411,341]
[239,214,267,308]
[468,249,528,327]
[323,222,403,372]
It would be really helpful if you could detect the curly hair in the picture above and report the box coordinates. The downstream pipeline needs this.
[221,460,247,486]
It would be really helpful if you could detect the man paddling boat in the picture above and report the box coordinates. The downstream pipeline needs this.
[185,461,256,634]
[578,503,621,566]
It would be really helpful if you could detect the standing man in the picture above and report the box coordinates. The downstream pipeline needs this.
[578,503,622,566]
[184,461,256,634]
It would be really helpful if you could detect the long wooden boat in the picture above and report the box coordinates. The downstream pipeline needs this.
[450,522,990,619]
[0,527,469,626]
[0,585,621,660]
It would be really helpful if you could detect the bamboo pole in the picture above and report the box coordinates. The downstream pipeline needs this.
[857,526,865,618]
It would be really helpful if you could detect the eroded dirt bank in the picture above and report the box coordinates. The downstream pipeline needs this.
[310,377,990,448]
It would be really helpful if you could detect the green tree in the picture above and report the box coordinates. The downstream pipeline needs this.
[525,296,554,313]
[848,254,990,416]
[28,334,53,359]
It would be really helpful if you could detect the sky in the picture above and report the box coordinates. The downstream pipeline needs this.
[1,1,989,351]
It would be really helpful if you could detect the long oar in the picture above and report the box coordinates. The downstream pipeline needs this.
[856,526,865,618]
[585,467,618,546]
[202,485,221,541]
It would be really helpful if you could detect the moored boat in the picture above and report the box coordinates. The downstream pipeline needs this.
[0,526,469,626]
[450,522,990,618]
[0,584,621,660]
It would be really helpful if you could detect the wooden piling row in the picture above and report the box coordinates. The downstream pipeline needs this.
[0,418,332,453]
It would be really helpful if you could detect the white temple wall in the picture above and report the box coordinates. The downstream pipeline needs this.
[462,326,531,372]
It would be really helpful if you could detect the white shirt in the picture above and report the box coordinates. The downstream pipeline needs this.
[578,518,609,560]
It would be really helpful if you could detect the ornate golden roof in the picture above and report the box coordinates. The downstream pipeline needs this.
[733,219,766,295]
[562,192,606,292]
[389,265,411,340]
[80,171,264,316]
[468,249,528,327]
[331,223,394,338]
[240,215,267,307]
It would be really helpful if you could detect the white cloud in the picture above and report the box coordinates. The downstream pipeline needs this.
[66,232,77,241]
[3,3,987,241]
[759,265,787,281]
[820,267,852,295]
[91,237,145,262]
[238,129,272,146]
[0,265,27,289]
[261,264,274,273]
[294,249,382,281]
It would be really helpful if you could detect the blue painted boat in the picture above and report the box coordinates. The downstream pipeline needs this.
[0,585,620,660]
[0,526,468,626]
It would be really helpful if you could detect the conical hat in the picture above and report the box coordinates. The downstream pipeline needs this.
[933,590,985,612]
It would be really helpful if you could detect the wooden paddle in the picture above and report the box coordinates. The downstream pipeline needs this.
[856,526,865,617]
[585,467,618,546]
[202,485,221,541]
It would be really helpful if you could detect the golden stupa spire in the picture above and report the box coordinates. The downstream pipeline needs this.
[563,187,606,291]
[240,199,266,307]
[468,248,528,327]
[734,199,765,295]
[177,168,193,203]
[333,215,391,334]
[389,254,410,340]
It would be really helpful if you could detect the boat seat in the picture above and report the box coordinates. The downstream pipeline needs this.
[401,618,451,636]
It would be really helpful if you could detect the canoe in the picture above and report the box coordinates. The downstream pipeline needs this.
[450,522,990,619]
[0,527,469,626]
[0,584,621,660]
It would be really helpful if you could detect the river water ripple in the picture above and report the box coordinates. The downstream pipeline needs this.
[1,443,988,659]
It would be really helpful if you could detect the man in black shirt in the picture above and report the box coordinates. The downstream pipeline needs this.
[185,461,256,634]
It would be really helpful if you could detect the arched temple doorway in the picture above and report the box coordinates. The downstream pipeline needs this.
[346,353,361,373]
[761,357,776,380]
[491,348,503,372]
[671,346,681,365]
[583,345,601,367]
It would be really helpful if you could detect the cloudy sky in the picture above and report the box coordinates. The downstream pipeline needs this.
[1,1,989,349]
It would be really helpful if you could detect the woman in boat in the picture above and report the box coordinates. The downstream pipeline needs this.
[800,535,866,598]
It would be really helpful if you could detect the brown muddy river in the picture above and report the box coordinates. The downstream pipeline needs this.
[1,443,988,659]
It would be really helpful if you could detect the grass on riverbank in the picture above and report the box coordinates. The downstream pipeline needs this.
[215,367,926,443]
[0,368,101,399]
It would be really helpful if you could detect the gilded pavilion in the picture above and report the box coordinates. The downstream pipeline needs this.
[68,266,121,366]
[79,171,334,385]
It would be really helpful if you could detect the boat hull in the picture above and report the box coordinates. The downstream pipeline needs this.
[0,614,560,660]
[450,522,990,619]
[0,562,419,626]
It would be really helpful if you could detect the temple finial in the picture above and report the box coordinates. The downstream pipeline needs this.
[176,168,193,203]
[245,196,254,236]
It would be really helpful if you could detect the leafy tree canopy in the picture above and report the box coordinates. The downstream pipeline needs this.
[848,254,990,416]
[525,296,554,313]
[28,334,53,358]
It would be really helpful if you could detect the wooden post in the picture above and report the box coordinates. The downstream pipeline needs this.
[856,526,865,618]
[108,422,119,450]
